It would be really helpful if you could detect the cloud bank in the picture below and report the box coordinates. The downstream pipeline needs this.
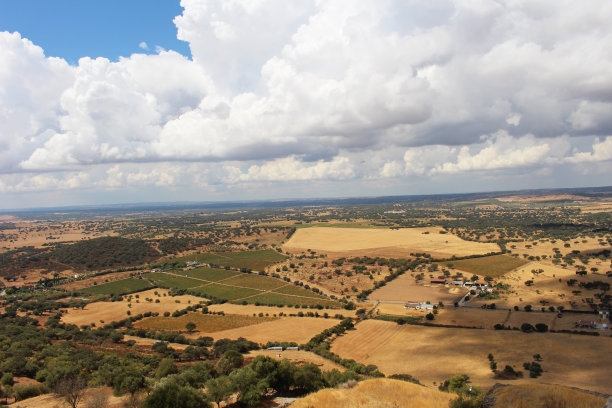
[1,0,612,206]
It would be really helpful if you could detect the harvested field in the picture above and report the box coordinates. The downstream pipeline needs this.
[331,320,612,394]
[442,254,528,278]
[80,277,153,296]
[247,349,346,372]
[503,310,557,329]
[368,274,467,304]
[291,378,453,408]
[187,316,339,344]
[134,312,276,333]
[434,308,510,329]
[59,271,136,291]
[206,303,356,318]
[491,383,607,408]
[61,289,205,327]
[283,227,500,258]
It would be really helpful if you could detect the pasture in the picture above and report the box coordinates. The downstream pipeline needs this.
[442,254,528,278]
[331,320,612,394]
[80,277,153,296]
[283,227,500,258]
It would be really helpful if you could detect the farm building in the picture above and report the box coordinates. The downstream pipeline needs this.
[404,302,434,310]
[267,346,283,351]
[430,279,446,284]
[578,320,596,329]
[286,347,299,351]
[452,280,464,286]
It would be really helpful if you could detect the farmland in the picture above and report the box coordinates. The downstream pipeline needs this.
[283,226,500,258]
[176,249,287,271]
[61,289,206,327]
[368,273,467,304]
[134,312,276,333]
[331,320,612,394]
[146,270,342,307]
[79,277,153,296]
[442,254,528,278]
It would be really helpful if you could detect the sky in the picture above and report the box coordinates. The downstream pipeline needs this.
[1,0,611,209]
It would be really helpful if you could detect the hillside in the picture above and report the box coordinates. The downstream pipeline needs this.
[484,383,608,408]
[290,378,453,408]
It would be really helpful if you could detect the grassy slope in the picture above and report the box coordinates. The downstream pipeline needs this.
[443,254,528,278]
[492,384,607,408]
[290,378,453,408]
[179,250,286,271]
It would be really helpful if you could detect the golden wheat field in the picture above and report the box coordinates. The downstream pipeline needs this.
[290,378,454,408]
[283,227,500,258]
[331,320,612,394]
[184,316,340,344]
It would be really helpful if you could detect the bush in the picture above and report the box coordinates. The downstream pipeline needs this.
[520,323,535,333]
[535,323,548,332]
[13,383,47,401]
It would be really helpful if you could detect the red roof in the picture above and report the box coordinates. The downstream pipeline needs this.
[430,279,446,283]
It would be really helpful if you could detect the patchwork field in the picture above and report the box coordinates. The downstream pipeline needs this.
[206,303,357,318]
[146,270,341,307]
[186,316,340,344]
[176,249,286,271]
[368,273,467,304]
[442,254,528,278]
[283,227,500,258]
[80,277,153,296]
[135,312,276,333]
[61,289,205,326]
[331,320,612,394]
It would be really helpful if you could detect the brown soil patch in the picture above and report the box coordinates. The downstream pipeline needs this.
[369,274,467,304]
[61,289,206,327]
[283,227,499,258]
[331,320,612,394]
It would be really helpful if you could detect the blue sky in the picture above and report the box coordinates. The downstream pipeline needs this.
[0,1,611,209]
[0,0,189,63]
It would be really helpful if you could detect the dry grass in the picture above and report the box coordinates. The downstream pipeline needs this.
[185,316,340,344]
[368,273,467,303]
[331,320,612,394]
[247,349,346,372]
[7,387,125,408]
[207,303,357,318]
[291,378,453,408]
[134,312,276,333]
[61,289,206,327]
[283,227,499,258]
[492,383,607,408]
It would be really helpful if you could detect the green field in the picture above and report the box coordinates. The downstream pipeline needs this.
[81,278,153,296]
[144,268,341,307]
[442,254,528,278]
[176,250,286,271]
[221,274,287,290]
[148,274,204,290]
[184,267,240,282]
[190,284,261,300]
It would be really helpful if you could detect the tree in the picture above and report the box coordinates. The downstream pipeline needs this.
[156,359,179,379]
[55,376,87,408]
[426,312,435,320]
[206,376,233,408]
[142,382,210,408]
[215,350,244,376]
[185,322,197,333]
[114,368,146,398]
